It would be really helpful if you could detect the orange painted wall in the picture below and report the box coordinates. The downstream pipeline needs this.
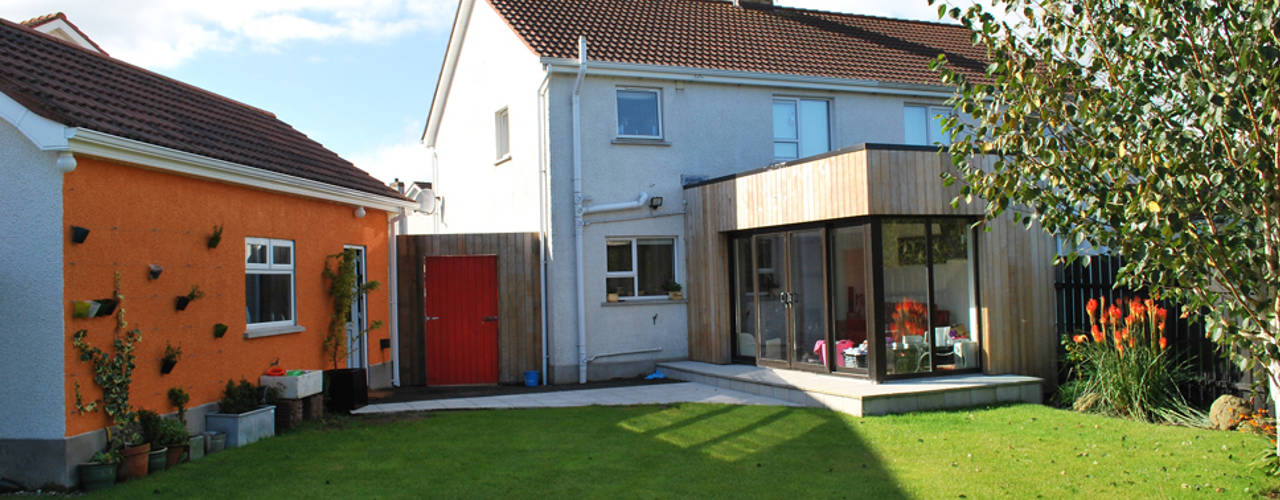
[63,157,393,437]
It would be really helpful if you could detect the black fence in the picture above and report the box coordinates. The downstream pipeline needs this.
[1054,255,1253,407]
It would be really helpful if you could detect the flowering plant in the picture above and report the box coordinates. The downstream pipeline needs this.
[1061,296,1191,422]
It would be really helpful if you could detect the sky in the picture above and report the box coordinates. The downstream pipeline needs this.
[0,0,957,185]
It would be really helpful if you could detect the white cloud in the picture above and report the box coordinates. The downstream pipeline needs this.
[350,140,431,186]
[0,0,458,68]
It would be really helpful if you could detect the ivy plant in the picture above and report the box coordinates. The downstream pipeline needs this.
[321,248,382,369]
[71,271,142,446]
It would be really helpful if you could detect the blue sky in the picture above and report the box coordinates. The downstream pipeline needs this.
[0,0,952,184]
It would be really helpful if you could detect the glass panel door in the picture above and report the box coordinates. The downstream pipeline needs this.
[881,220,932,375]
[733,238,757,360]
[831,225,872,372]
[790,229,828,370]
[755,234,788,364]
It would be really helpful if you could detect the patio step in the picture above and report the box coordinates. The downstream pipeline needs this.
[657,361,1043,417]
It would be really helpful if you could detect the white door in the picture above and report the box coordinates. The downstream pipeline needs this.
[345,246,368,370]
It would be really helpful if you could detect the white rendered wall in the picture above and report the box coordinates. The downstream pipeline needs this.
[0,119,66,439]
[422,0,546,235]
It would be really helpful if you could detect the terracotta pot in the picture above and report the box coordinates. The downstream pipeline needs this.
[119,442,149,481]
[165,444,186,468]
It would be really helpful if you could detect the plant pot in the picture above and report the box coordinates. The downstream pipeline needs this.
[95,298,119,317]
[667,291,683,300]
[175,296,190,311]
[324,368,368,413]
[206,406,275,448]
[607,293,620,303]
[119,442,149,481]
[213,323,228,338]
[78,462,117,491]
[72,300,94,319]
[165,444,186,468]
[187,434,205,462]
[205,432,226,454]
[71,225,90,243]
[147,447,167,475]
[261,370,322,399]
[147,264,163,280]
[161,358,178,375]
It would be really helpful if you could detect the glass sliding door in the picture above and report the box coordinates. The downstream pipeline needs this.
[755,234,788,364]
[830,224,872,372]
[790,229,827,370]
[881,220,932,375]
[930,219,979,370]
[733,238,757,360]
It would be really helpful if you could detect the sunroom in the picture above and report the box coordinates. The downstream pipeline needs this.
[681,144,1058,384]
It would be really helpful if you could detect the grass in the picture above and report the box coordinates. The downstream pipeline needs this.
[90,403,1271,499]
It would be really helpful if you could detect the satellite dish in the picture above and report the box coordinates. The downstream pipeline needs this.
[417,188,437,214]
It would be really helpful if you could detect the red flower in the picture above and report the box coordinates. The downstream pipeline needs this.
[1159,337,1167,350]
[1073,334,1087,344]
[1108,304,1123,322]
[1086,298,1099,321]
[1156,308,1168,331]
[1129,297,1146,318]
[1091,325,1104,343]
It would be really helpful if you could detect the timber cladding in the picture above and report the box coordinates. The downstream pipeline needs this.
[683,146,1057,382]
[396,233,542,385]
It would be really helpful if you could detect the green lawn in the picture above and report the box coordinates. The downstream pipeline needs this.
[91,403,1271,499]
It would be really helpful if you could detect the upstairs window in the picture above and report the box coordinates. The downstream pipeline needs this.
[246,238,295,328]
[616,88,662,139]
[904,105,952,146]
[495,107,510,162]
[606,237,677,299]
[773,97,830,160]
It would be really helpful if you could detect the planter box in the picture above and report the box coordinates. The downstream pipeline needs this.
[260,370,322,399]
[205,405,275,448]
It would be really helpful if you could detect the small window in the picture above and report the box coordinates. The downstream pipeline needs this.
[773,97,830,160]
[904,104,952,146]
[246,238,295,328]
[604,237,677,299]
[616,88,662,139]
[495,107,510,161]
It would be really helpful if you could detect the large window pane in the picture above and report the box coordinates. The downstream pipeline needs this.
[772,100,797,140]
[734,237,756,358]
[790,230,826,367]
[904,106,927,145]
[617,89,660,137]
[881,220,931,375]
[798,99,830,157]
[931,220,977,370]
[246,273,292,324]
[636,238,674,296]
[756,235,787,362]
[832,225,871,369]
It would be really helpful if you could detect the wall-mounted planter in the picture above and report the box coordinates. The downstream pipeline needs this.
[148,265,163,280]
[71,226,90,244]
[205,406,275,448]
[175,296,191,311]
[213,323,228,338]
[207,224,223,249]
[95,298,119,317]
[160,358,178,375]
[72,300,100,319]
[260,370,322,399]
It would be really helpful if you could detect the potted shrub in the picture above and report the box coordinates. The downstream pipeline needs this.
[158,418,188,468]
[169,387,203,461]
[118,424,149,481]
[205,379,275,448]
[138,410,168,474]
[175,285,204,311]
[664,281,683,300]
[78,449,119,492]
[322,249,380,413]
[160,342,181,375]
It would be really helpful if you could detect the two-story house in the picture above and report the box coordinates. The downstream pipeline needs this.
[415,0,1057,386]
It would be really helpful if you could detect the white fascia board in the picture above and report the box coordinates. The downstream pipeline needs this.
[32,19,103,54]
[542,59,958,99]
[422,0,476,148]
[0,91,71,151]
[67,128,416,212]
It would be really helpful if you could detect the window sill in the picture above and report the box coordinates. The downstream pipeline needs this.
[494,154,512,166]
[244,324,306,339]
[601,299,687,307]
[611,138,671,147]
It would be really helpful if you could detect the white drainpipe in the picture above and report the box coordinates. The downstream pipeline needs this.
[572,36,589,384]
[537,72,551,386]
[583,192,650,216]
[387,208,408,387]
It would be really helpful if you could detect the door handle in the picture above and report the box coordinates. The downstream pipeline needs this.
[425,316,440,321]
[483,316,498,322]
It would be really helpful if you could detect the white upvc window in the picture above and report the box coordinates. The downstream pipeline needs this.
[616,88,663,139]
[245,238,295,329]
[904,104,952,146]
[605,237,678,300]
[495,106,510,162]
[772,97,831,160]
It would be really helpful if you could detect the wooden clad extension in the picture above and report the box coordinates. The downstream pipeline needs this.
[683,145,1057,382]
[396,233,542,386]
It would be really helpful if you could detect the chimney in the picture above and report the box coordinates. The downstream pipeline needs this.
[732,0,773,7]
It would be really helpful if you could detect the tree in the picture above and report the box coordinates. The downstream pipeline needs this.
[932,0,1280,445]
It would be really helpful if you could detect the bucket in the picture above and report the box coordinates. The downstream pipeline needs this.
[524,370,539,387]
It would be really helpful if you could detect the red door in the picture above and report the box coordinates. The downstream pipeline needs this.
[425,255,499,385]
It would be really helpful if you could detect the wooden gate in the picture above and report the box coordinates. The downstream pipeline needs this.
[425,255,499,385]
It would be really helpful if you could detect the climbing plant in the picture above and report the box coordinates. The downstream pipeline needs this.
[72,271,142,445]
[322,248,382,369]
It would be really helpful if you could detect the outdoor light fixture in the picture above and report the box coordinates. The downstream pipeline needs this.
[649,196,663,210]
[354,206,366,218]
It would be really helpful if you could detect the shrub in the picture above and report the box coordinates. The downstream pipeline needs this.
[137,409,163,448]
[219,379,260,414]
[1061,296,1192,422]
[156,417,188,446]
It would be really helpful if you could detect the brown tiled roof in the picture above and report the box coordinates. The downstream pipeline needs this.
[21,12,109,55]
[0,18,403,200]
[488,0,990,86]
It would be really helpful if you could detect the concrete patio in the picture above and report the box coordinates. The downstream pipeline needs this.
[352,381,796,415]
[657,361,1043,416]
